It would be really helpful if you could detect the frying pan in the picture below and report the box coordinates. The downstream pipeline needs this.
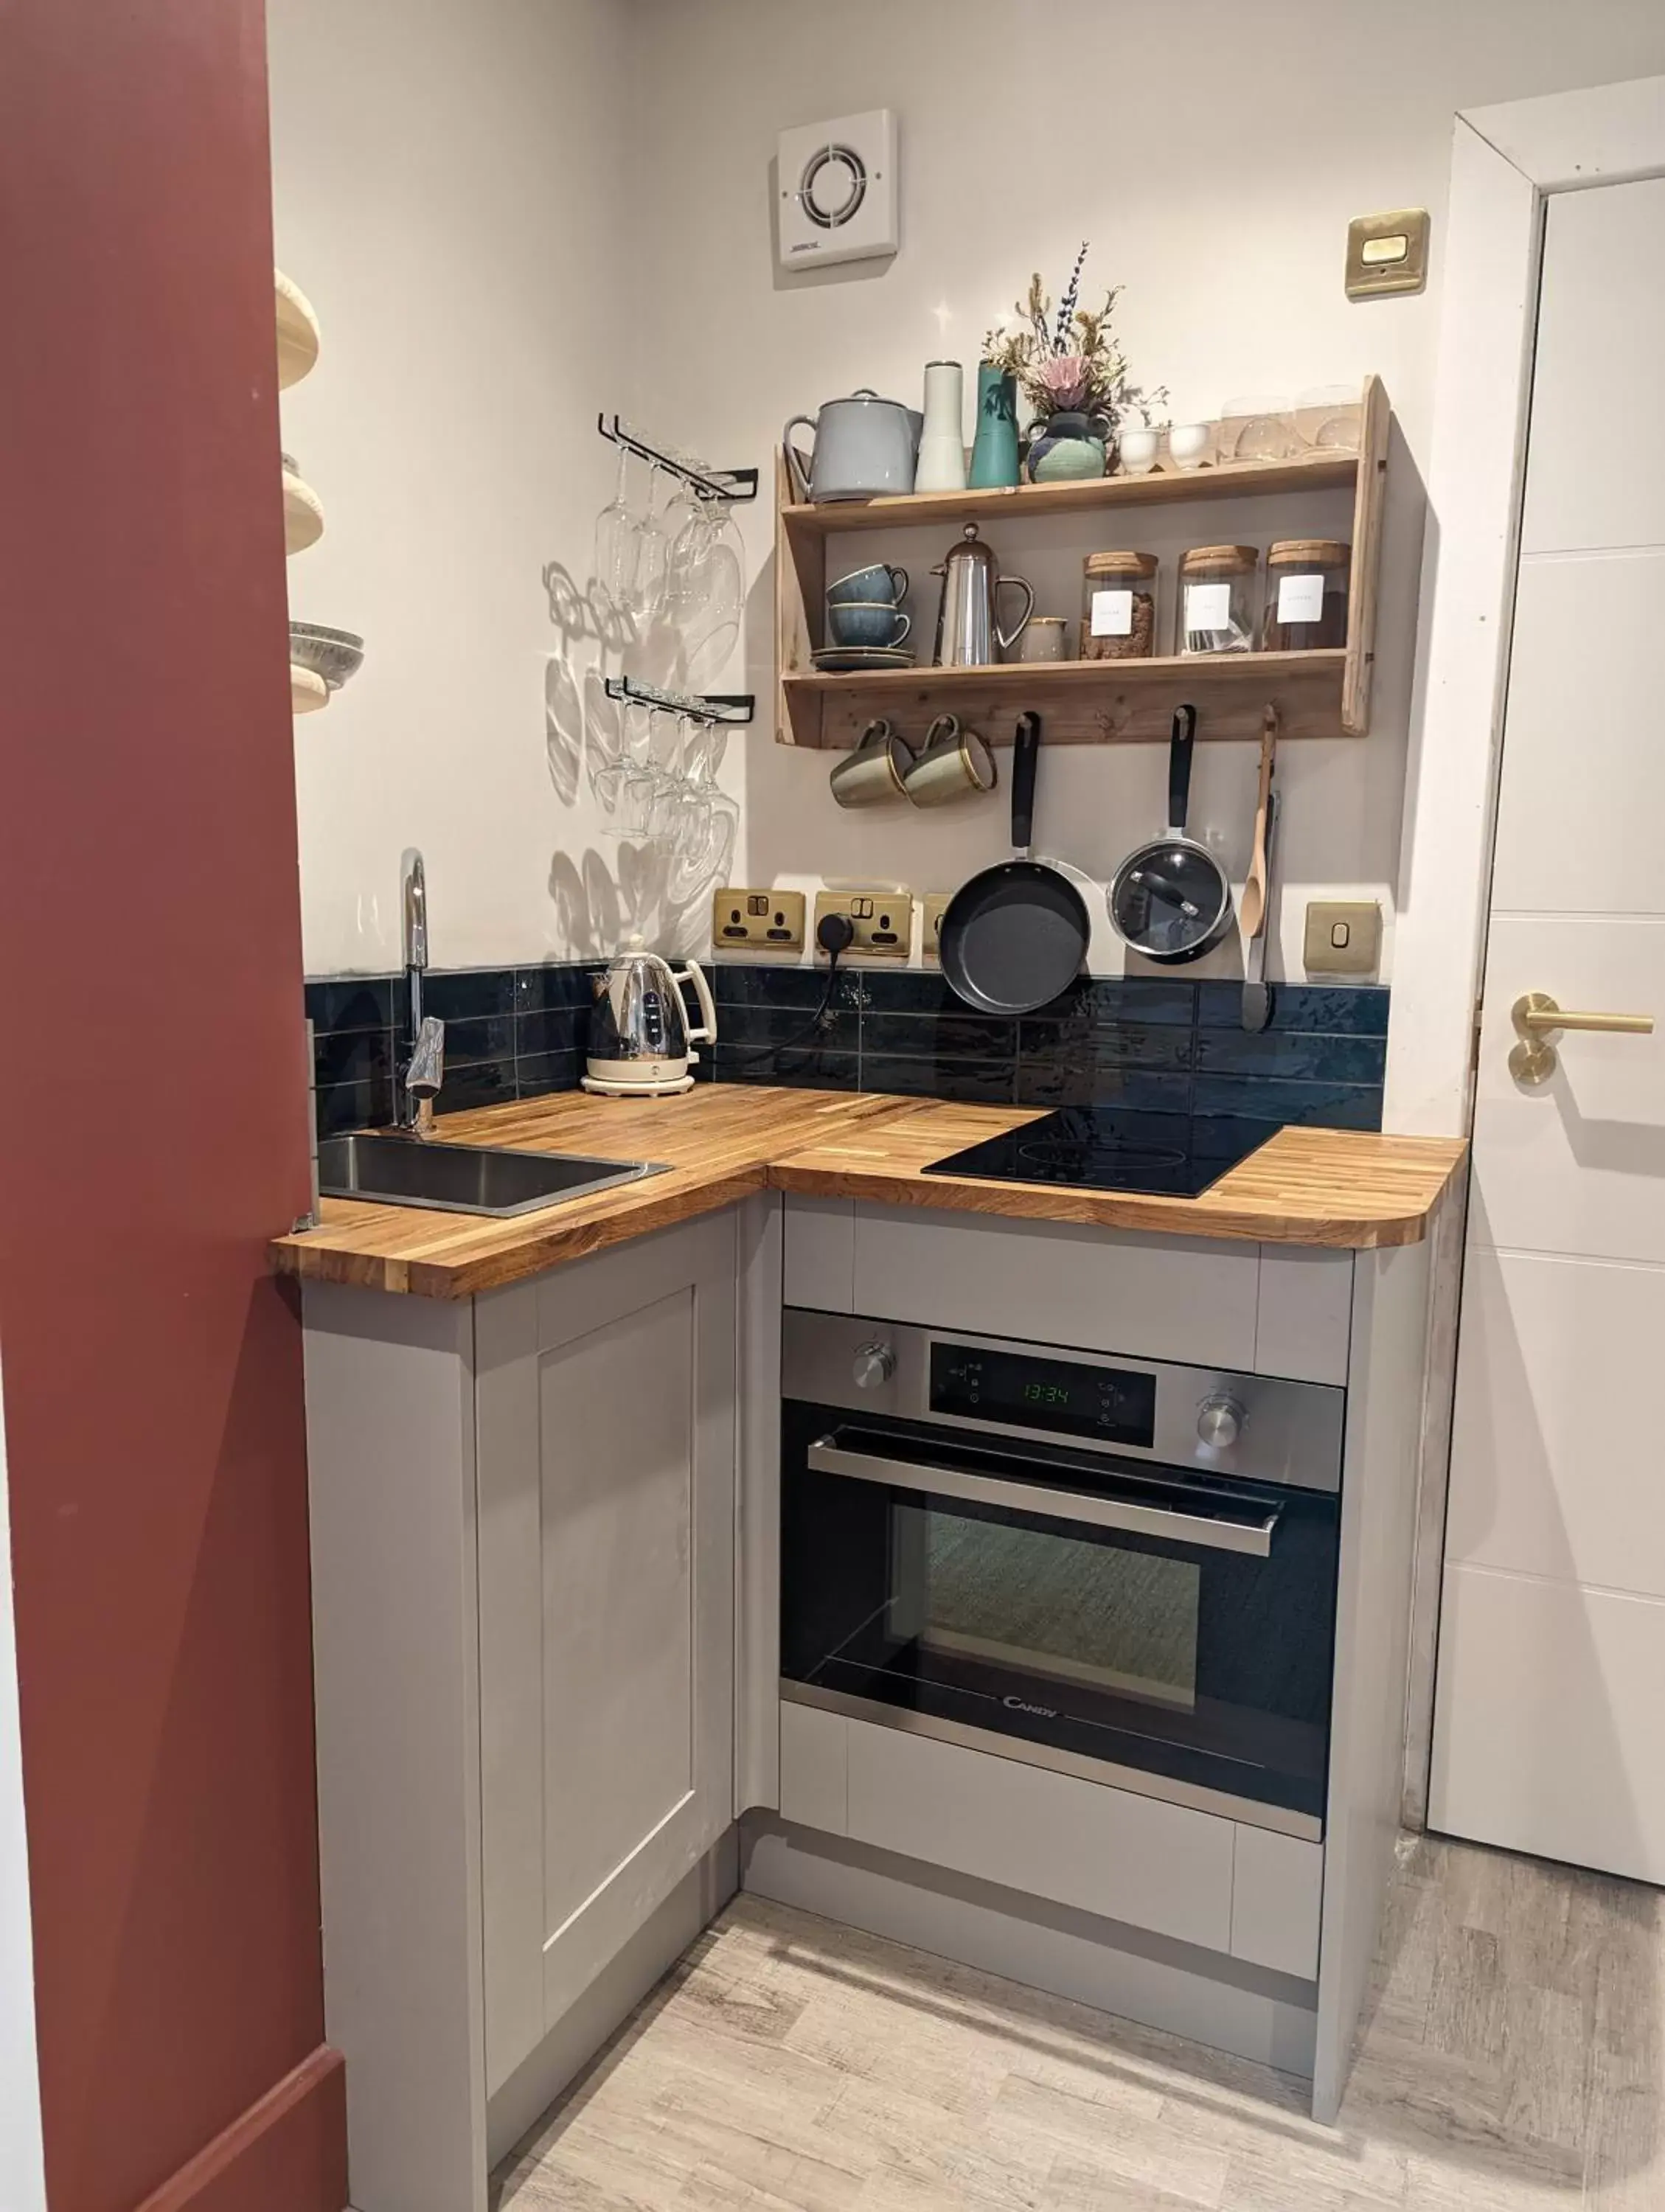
[939,712,1091,1015]
[1107,704,1234,965]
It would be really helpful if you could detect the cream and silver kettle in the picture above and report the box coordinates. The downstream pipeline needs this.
[930,524,1036,667]
[583,936,717,1097]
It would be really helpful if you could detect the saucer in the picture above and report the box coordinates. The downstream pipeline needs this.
[812,645,917,672]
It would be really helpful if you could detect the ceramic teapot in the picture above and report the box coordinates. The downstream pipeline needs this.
[782,389,922,503]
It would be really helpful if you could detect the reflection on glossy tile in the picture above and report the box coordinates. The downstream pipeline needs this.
[305,975,395,1033]
[1196,983,1391,1035]
[863,1054,1016,1106]
[1016,1062,1191,1113]
[1195,1029,1387,1083]
[1192,1076,1383,1130]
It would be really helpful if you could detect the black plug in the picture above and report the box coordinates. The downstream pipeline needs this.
[816,911,856,960]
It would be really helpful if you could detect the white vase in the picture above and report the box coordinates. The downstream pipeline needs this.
[914,361,967,493]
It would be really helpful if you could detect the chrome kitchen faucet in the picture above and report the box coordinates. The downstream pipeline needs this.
[400,848,445,1137]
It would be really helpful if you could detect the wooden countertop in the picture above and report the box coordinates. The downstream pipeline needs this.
[765,1099,1467,1251]
[272,1089,1465,1299]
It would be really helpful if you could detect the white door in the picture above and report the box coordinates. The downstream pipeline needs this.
[474,1211,737,2093]
[1430,177,1665,1882]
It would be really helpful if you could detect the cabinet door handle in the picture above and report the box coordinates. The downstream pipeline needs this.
[806,1439,1279,1557]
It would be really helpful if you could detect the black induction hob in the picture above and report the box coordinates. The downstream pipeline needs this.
[921,1105,1273,1198]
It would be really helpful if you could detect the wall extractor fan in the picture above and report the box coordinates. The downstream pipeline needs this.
[776,109,898,271]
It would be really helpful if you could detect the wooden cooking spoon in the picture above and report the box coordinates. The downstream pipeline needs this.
[1238,704,1279,1028]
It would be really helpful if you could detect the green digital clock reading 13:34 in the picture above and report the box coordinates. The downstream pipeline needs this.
[1021,1380,1072,1407]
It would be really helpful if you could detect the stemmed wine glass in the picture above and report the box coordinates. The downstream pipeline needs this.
[594,446,639,615]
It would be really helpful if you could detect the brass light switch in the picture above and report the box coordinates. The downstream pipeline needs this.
[1304,900,1382,975]
[1346,209,1429,299]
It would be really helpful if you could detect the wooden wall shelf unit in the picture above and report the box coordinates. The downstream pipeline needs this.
[775,375,1388,750]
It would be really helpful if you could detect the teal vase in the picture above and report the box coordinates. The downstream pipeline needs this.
[969,366,1020,489]
[1026,410,1111,483]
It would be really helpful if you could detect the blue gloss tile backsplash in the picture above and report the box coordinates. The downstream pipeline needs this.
[305,960,1388,1145]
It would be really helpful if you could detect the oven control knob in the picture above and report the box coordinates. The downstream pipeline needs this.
[852,1340,896,1391]
[1197,1394,1245,1450]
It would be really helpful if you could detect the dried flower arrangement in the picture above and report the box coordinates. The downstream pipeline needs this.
[983,243,1167,432]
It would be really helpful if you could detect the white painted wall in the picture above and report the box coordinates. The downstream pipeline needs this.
[270,0,1665,999]
[268,0,723,975]
[0,1357,46,2212]
[624,0,1665,994]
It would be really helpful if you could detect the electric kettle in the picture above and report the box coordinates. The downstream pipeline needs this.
[583,936,718,1097]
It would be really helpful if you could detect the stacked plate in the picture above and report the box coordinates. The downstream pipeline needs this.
[811,644,915,673]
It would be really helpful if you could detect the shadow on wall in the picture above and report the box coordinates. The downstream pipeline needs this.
[538,558,735,961]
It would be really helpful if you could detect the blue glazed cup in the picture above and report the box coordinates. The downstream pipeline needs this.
[827,601,911,650]
[827,561,908,609]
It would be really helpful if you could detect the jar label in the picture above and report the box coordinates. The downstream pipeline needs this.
[1276,572,1325,624]
[1185,582,1231,630]
[1090,588,1134,638]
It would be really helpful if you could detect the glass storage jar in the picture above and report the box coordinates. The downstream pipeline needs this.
[1080,550,1158,660]
[1178,544,1259,655]
[1260,539,1350,650]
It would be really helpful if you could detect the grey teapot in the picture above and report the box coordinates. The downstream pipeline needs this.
[782,389,922,503]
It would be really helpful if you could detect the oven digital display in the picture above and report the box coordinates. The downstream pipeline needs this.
[929,1343,1157,1447]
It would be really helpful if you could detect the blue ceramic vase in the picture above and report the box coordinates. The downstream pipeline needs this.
[968,366,1020,490]
[1026,410,1112,484]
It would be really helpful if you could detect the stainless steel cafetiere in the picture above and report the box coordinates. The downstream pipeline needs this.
[930,524,1035,667]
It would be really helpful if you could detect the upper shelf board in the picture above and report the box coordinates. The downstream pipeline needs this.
[780,448,1359,540]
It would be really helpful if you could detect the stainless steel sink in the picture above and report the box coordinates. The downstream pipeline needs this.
[316,1131,669,1218]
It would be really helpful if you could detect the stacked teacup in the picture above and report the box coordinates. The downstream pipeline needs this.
[825,561,911,652]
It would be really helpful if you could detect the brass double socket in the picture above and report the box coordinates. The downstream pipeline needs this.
[711,888,807,953]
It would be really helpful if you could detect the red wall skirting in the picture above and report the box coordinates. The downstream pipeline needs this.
[134,2049,348,2212]
[0,2,345,2208]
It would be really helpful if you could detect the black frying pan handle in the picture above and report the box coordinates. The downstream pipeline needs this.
[1168,704,1197,832]
[1011,712,1040,851]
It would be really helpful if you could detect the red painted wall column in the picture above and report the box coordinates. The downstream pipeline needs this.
[0,4,345,2208]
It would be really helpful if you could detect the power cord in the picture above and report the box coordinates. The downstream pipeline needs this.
[724,911,855,1067]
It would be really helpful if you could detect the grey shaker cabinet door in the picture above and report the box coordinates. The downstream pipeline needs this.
[475,1213,738,2093]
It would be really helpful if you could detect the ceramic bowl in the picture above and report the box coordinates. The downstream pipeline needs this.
[289,622,366,691]
[1167,424,1214,471]
[827,561,908,608]
[1117,428,1160,476]
[826,601,911,650]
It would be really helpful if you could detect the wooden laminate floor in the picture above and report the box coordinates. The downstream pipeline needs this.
[495,1832,1662,2211]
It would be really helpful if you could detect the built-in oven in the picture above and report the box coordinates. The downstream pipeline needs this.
[781,1311,1345,1840]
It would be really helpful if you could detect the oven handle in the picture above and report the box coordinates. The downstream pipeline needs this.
[807,1439,1281,1558]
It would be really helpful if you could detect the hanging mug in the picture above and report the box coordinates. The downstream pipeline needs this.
[829,717,914,809]
[903,714,998,808]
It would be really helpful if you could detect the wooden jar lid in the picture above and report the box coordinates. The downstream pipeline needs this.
[1085,550,1158,578]
[1268,538,1350,566]
[1180,544,1258,574]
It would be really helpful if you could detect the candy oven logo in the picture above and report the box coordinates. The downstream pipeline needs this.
[1003,1694,1058,1720]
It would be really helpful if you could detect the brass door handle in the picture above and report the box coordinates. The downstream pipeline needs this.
[1509,992,1655,1084]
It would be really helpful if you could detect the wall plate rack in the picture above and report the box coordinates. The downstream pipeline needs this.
[597,414,759,505]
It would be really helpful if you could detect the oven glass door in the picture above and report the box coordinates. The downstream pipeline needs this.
[781,1407,1338,1823]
